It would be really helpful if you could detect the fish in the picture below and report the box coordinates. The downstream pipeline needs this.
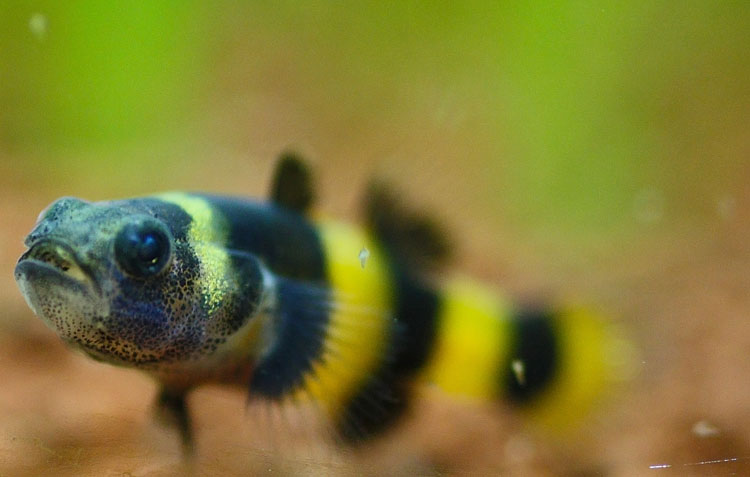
[14,152,632,455]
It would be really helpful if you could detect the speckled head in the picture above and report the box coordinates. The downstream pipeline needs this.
[15,195,266,370]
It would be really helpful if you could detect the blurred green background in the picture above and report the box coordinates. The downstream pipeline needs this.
[1,1,748,315]
[1,2,749,474]
[2,2,747,256]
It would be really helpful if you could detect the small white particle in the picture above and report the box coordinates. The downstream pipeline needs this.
[649,463,672,469]
[29,13,48,41]
[358,247,370,269]
[692,420,720,438]
[717,195,736,221]
[511,359,525,386]
[633,188,664,224]
[504,435,535,464]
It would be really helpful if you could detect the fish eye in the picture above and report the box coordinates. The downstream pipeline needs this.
[114,219,173,278]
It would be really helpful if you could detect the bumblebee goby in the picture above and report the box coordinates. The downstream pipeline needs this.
[15,154,633,455]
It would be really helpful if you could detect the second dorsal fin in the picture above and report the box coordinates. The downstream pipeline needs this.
[363,180,452,272]
[269,151,315,213]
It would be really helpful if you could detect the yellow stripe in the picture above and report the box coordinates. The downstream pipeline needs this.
[420,278,511,400]
[520,307,634,432]
[156,193,231,314]
[295,219,393,416]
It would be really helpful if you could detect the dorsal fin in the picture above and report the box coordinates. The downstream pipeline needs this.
[363,180,452,272]
[269,151,315,213]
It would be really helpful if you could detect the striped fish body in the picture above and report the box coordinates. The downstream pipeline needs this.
[14,155,626,451]
[252,213,620,438]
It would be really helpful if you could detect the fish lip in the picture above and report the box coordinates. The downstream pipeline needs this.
[15,239,100,295]
[14,259,92,297]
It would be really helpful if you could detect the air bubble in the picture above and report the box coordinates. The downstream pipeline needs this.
[29,13,48,41]
[692,420,720,438]
[716,195,735,221]
[633,188,664,224]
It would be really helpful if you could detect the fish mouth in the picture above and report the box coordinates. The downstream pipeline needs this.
[15,239,97,294]
[15,239,110,349]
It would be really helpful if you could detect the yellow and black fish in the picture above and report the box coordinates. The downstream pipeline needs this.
[14,153,630,453]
